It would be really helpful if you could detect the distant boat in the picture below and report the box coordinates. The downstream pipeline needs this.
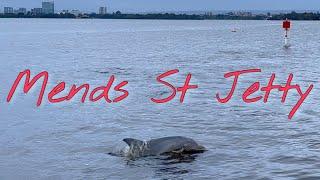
[231,28,237,32]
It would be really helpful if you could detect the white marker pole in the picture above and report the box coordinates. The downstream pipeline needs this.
[284,29,289,46]
[283,19,291,47]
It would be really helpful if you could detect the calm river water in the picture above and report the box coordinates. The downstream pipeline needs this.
[0,19,319,179]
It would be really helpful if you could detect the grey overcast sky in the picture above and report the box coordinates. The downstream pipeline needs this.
[1,0,320,12]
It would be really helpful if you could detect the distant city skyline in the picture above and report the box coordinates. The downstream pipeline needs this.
[1,0,320,13]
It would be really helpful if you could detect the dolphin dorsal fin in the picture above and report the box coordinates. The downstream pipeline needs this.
[123,138,144,146]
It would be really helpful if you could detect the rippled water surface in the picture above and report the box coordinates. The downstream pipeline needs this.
[0,19,320,179]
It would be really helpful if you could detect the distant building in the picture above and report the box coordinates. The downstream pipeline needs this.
[42,1,54,14]
[31,8,42,15]
[4,7,14,14]
[15,8,27,15]
[99,7,107,15]
[205,12,213,16]
[70,10,81,17]
[61,10,69,14]
[235,11,252,17]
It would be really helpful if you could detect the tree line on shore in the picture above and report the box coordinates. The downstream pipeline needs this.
[1,11,320,20]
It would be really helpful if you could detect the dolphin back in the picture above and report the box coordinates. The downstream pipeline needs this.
[147,136,206,155]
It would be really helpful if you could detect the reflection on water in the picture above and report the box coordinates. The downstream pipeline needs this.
[126,155,197,179]
[0,19,319,179]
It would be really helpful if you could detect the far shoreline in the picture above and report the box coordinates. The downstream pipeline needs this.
[0,18,315,21]
[1,11,320,20]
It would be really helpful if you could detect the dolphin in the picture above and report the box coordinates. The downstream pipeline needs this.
[122,136,206,158]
